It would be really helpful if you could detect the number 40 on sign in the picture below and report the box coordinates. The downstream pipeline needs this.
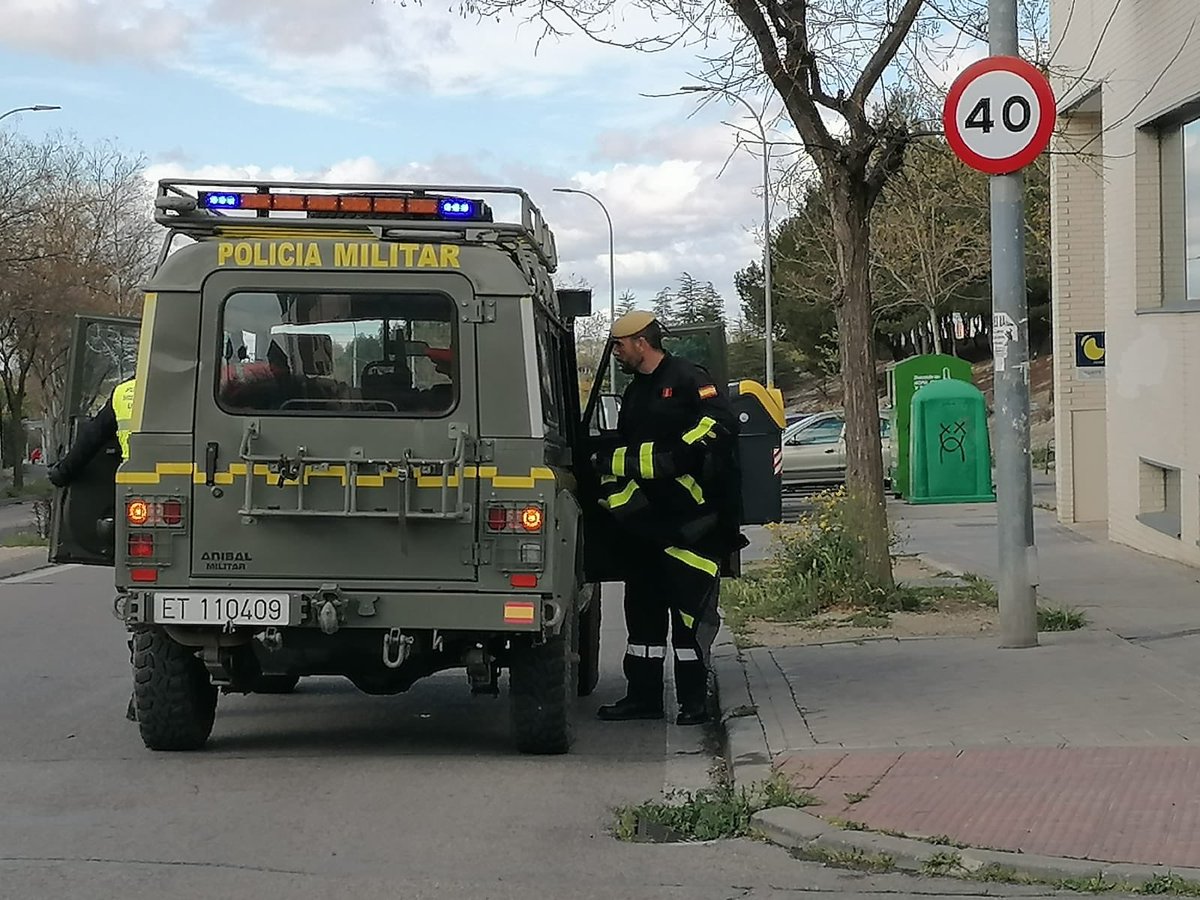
[943,56,1056,175]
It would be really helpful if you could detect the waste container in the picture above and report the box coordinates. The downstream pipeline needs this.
[888,354,974,500]
[732,380,785,524]
[908,377,995,505]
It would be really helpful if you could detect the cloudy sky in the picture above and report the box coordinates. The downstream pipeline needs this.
[0,0,990,324]
[0,0,818,321]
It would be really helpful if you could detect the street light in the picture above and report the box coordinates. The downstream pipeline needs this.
[0,105,61,124]
[553,186,618,391]
[681,85,775,389]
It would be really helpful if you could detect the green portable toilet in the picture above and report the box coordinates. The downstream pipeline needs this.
[888,354,974,499]
[908,378,995,505]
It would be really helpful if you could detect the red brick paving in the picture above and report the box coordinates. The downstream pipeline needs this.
[776,747,1200,867]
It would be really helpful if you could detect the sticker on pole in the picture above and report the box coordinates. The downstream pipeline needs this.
[943,56,1056,175]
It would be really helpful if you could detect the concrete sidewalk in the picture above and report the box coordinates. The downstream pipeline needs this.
[721,502,1200,875]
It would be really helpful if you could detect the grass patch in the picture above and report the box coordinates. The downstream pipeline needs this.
[1038,605,1088,632]
[0,531,48,548]
[613,774,816,843]
[843,792,868,805]
[1,479,53,501]
[922,850,965,876]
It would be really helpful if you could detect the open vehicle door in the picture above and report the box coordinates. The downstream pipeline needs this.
[576,322,731,584]
[48,315,141,566]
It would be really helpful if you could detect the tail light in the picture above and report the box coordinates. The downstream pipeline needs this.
[126,500,150,526]
[486,503,545,533]
[123,497,186,528]
[128,534,154,558]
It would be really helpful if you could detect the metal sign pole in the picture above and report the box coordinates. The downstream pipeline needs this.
[989,0,1039,648]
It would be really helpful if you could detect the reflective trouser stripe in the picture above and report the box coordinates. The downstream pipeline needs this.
[638,442,655,479]
[604,481,639,510]
[626,643,666,658]
[611,446,627,477]
[676,474,704,505]
[674,648,699,661]
[665,546,719,577]
[682,416,717,445]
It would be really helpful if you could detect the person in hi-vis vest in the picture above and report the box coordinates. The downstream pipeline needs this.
[48,378,137,488]
[48,377,138,722]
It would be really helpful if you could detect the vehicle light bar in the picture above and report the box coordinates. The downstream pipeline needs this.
[197,190,492,222]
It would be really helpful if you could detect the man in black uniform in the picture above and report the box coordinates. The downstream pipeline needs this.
[594,311,744,726]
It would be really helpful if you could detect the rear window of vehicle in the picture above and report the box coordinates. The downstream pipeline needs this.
[217,290,457,417]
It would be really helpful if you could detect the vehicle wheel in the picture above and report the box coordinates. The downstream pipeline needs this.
[253,673,300,694]
[509,615,575,755]
[133,628,217,751]
[577,584,602,698]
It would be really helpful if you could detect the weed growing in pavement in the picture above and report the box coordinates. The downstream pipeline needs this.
[612,773,816,843]
[843,792,868,805]
[922,851,965,876]
[1038,605,1089,632]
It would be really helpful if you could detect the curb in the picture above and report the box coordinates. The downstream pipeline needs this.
[710,621,773,786]
[0,547,51,580]
[750,806,1200,887]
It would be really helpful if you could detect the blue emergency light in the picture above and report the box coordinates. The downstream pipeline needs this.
[438,197,479,219]
[202,192,243,209]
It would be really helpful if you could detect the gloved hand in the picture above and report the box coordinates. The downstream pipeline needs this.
[47,464,68,488]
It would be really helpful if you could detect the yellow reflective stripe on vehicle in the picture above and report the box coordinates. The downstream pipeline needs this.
[115,461,194,485]
[124,463,554,490]
[606,481,640,509]
[638,442,655,479]
[611,446,627,477]
[676,474,705,505]
[679,611,696,628]
[682,416,717,445]
[665,546,719,577]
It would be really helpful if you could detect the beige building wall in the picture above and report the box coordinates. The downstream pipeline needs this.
[1051,0,1200,563]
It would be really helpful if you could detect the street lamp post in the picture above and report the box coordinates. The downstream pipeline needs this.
[0,105,61,124]
[553,187,618,391]
[681,85,775,389]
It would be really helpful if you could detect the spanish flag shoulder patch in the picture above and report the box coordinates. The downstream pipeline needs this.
[698,384,718,399]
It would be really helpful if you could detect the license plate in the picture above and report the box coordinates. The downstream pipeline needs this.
[153,592,291,626]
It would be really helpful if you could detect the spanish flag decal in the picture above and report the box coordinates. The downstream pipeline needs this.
[698,384,717,399]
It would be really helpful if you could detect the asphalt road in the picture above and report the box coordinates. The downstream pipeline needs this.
[0,564,1062,900]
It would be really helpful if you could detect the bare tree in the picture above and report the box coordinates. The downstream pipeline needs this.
[424,0,1023,584]
[870,140,991,354]
[0,132,154,487]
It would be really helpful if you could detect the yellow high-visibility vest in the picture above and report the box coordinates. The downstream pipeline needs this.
[112,378,137,460]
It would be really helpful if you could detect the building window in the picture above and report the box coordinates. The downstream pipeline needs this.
[1137,459,1181,539]
[1160,117,1200,302]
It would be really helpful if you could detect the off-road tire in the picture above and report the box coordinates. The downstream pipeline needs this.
[253,674,300,694]
[133,628,217,751]
[509,618,575,755]
[576,584,602,697]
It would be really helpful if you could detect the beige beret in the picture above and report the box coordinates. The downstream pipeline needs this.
[611,310,658,338]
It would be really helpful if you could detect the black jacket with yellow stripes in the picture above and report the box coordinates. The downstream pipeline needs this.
[595,352,742,557]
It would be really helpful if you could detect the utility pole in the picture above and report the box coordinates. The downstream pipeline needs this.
[989,0,1039,648]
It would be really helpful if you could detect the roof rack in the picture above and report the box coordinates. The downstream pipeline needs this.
[154,178,558,270]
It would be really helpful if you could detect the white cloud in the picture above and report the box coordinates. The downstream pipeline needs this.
[143,115,769,319]
[0,0,193,62]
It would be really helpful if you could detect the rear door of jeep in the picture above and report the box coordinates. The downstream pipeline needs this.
[190,266,481,585]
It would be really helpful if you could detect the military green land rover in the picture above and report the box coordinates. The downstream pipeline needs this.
[49,179,783,755]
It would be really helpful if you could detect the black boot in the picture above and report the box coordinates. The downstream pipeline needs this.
[674,656,709,726]
[597,653,664,721]
[597,696,665,721]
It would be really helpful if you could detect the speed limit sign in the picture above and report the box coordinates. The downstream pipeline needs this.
[943,56,1056,175]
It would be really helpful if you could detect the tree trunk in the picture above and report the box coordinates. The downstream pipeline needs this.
[3,417,25,491]
[830,185,894,590]
[929,307,943,355]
